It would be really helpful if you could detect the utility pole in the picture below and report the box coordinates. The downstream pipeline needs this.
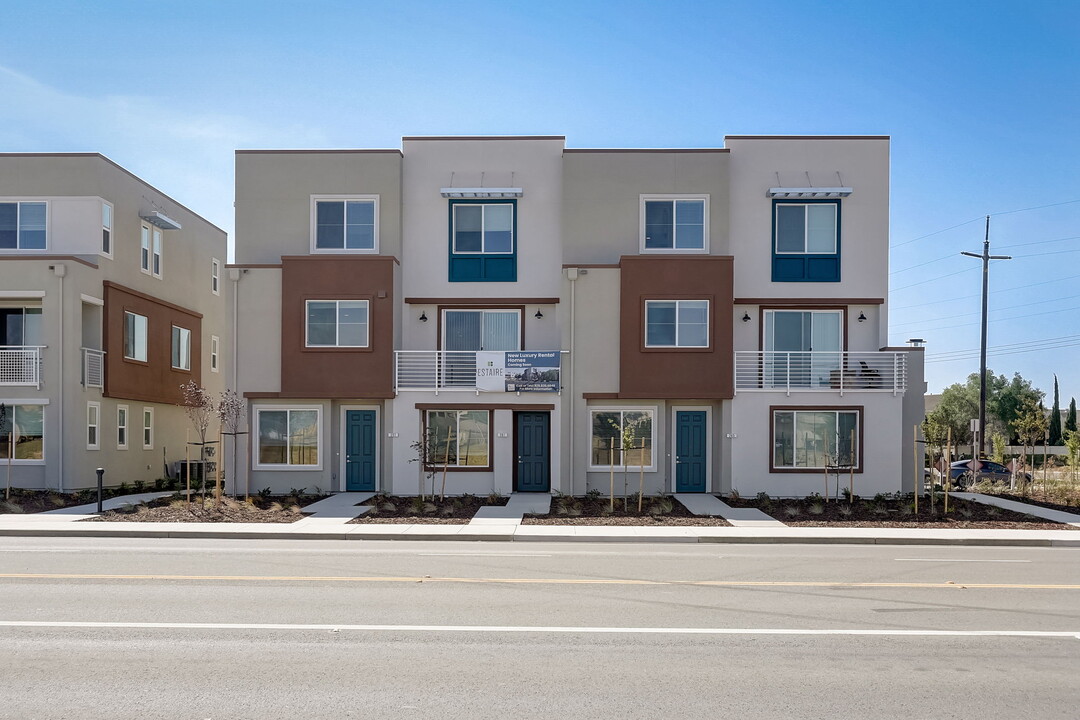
[961,216,1011,457]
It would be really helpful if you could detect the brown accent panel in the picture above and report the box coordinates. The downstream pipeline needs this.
[405,297,558,304]
[280,256,395,398]
[768,405,865,473]
[227,263,282,269]
[619,256,734,399]
[244,391,396,399]
[414,403,555,411]
[582,393,620,400]
[735,297,884,305]
[283,254,399,265]
[103,284,201,404]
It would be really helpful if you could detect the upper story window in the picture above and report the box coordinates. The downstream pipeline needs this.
[448,200,517,282]
[772,200,840,282]
[306,300,369,348]
[124,311,148,362]
[311,196,378,253]
[211,259,220,295]
[0,201,47,250]
[140,224,151,273]
[152,228,163,278]
[442,309,520,351]
[640,196,708,253]
[0,306,42,346]
[171,325,191,370]
[644,300,709,348]
[210,335,220,372]
[101,202,113,257]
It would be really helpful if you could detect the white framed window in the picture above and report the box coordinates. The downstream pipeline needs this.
[116,405,128,450]
[640,195,708,253]
[645,299,709,348]
[171,325,191,370]
[775,202,838,254]
[152,228,163,277]
[772,408,860,470]
[101,202,113,257]
[0,306,43,346]
[589,407,656,471]
[142,407,154,450]
[140,224,151,273]
[210,335,219,372]
[0,403,45,462]
[0,201,47,251]
[311,196,378,253]
[211,258,220,295]
[425,410,491,468]
[305,300,369,348]
[124,311,148,362]
[451,202,514,255]
[254,407,322,469]
[87,401,100,450]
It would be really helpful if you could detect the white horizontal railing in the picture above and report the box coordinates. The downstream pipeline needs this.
[396,351,483,391]
[0,346,44,388]
[395,350,563,392]
[734,351,906,395]
[82,347,105,389]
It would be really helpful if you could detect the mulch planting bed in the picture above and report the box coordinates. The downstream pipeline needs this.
[87,494,326,523]
[725,495,1075,530]
[523,495,731,526]
[985,492,1080,516]
[0,489,90,514]
[350,494,509,525]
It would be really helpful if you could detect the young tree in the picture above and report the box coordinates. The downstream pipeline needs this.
[1048,375,1062,446]
[1064,428,1080,483]
[1012,397,1048,484]
[217,390,246,499]
[179,380,215,502]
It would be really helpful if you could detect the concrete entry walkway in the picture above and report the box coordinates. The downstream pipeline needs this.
[675,494,786,527]
[291,492,375,528]
[954,492,1080,527]
[469,493,552,526]
[30,492,179,523]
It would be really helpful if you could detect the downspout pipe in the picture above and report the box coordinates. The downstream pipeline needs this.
[53,263,67,493]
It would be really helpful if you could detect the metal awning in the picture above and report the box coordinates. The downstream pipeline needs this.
[767,187,852,198]
[440,188,523,198]
[139,211,182,230]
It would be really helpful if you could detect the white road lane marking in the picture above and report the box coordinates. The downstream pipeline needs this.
[0,620,1077,639]
[895,558,1032,563]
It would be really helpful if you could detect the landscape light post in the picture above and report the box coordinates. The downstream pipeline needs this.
[961,216,1011,457]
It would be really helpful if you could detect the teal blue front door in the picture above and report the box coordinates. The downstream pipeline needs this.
[515,412,550,492]
[345,410,377,491]
[675,411,707,493]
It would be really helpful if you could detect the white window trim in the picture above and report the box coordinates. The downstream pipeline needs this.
[0,399,48,465]
[305,299,370,348]
[587,406,658,472]
[253,405,324,471]
[151,228,163,278]
[139,223,151,274]
[771,408,861,470]
[211,258,220,295]
[639,194,709,254]
[87,401,100,451]
[100,201,114,259]
[210,335,220,373]
[644,299,710,348]
[0,199,49,253]
[309,195,380,254]
[451,202,516,255]
[774,202,838,255]
[171,325,191,371]
[124,311,148,362]
[142,407,154,450]
[116,405,128,450]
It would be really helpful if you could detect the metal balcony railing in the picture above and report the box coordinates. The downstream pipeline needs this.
[396,351,483,391]
[395,350,563,393]
[82,347,105,389]
[0,346,44,388]
[734,351,907,395]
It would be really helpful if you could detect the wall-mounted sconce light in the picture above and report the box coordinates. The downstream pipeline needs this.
[419,311,428,323]
[534,309,544,319]
[741,312,751,323]
[857,311,867,323]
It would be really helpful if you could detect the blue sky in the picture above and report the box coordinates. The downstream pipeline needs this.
[2,0,1078,404]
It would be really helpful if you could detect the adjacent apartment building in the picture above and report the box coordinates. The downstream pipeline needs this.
[0,154,230,491]
[232,135,925,498]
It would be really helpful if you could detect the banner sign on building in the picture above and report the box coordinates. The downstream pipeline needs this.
[475,351,560,392]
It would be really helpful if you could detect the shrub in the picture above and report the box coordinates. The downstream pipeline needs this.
[807,502,825,516]
[782,505,800,518]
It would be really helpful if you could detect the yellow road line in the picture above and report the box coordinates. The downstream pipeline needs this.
[0,573,1078,590]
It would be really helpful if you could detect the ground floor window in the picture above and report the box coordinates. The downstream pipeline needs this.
[255,407,320,468]
[425,409,491,468]
[772,408,860,470]
[0,404,44,461]
[589,408,655,470]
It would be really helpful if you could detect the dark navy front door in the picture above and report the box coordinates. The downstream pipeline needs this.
[674,411,707,493]
[345,410,377,491]
[515,412,550,492]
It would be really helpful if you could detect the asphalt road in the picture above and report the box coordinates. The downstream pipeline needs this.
[0,538,1078,719]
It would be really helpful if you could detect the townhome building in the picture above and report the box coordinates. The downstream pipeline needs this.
[0,154,230,491]
[232,135,924,498]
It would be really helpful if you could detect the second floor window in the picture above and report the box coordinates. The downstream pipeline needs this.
[101,203,113,256]
[140,225,151,272]
[313,198,377,252]
[172,325,191,370]
[645,300,709,348]
[211,259,220,295]
[772,200,840,282]
[152,229,163,277]
[0,201,46,250]
[306,300,369,347]
[641,196,707,252]
[448,200,516,282]
[124,311,148,362]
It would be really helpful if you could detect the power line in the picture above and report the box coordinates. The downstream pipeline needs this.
[923,334,1080,361]
[889,198,1080,250]
[889,292,1080,328]
[888,272,1080,310]
[896,303,1080,333]
[891,266,977,292]
[926,338,1080,363]
[891,235,1080,275]
[997,234,1080,250]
